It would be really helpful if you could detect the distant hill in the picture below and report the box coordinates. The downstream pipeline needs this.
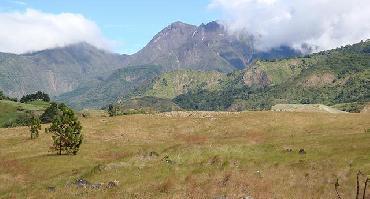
[125,70,226,100]
[56,65,163,109]
[108,96,181,115]
[57,68,226,109]
[173,40,370,112]
[102,70,226,113]
[0,43,128,98]
[107,40,370,113]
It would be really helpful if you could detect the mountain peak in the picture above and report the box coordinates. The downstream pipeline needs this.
[161,21,197,33]
[199,21,223,32]
[145,21,197,48]
[170,21,192,27]
[23,42,104,56]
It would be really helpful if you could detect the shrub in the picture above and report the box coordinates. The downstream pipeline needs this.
[3,112,33,128]
[29,116,41,139]
[107,104,118,117]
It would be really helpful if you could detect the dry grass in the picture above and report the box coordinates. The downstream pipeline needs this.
[0,111,369,198]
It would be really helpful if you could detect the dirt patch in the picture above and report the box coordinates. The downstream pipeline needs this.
[243,68,271,87]
[271,104,346,114]
[0,159,29,175]
[157,177,175,193]
[360,102,370,113]
[179,134,209,145]
[158,111,240,118]
[303,72,336,87]
[96,151,130,161]
[0,158,29,185]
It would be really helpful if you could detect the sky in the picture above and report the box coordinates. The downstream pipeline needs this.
[0,0,219,54]
[0,0,370,55]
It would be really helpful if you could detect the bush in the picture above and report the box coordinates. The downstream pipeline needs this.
[107,104,118,117]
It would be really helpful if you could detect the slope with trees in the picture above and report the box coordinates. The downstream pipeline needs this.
[56,65,163,109]
[173,40,370,112]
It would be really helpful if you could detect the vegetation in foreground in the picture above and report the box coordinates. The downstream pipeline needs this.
[0,100,49,128]
[0,111,369,198]
[0,91,52,128]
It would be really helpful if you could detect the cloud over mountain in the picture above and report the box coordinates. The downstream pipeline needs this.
[209,0,370,51]
[0,9,113,54]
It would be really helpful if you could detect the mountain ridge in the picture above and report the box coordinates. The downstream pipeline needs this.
[0,42,128,98]
[127,21,300,72]
[103,40,369,113]
[0,20,304,105]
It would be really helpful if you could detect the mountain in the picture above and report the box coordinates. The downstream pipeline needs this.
[0,20,300,107]
[104,70,228,113]
[125,70,226,99]
[56,67,227,109]
[173,40,370,112]
[56,65,163,109]
[107,40,369,113]
[108,96,181,115]
[128,21,299,73]
[53,21,300,109]
[0,43,128,98]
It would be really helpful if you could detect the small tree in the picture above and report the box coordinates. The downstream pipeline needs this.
[29,116,41,139]
[40,102,59,123]
[46,104,83,155]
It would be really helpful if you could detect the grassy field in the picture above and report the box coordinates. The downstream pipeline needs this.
[0,100,49,127]
[0,111,369,198]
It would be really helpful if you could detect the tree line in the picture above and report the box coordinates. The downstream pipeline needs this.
[0,90,50,103]
[20,91,50,103]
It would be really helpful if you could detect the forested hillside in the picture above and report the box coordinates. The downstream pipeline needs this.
[173,40,370,112]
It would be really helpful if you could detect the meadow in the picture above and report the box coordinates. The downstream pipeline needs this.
[0,100,49,128]
[0,111,369,198]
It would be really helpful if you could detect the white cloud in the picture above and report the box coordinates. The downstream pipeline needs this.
[10,0,27,6]
[209,0,370,52]
[0,9,114,54]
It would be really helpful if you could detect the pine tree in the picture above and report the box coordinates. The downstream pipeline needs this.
[40,102,59,123]
[29,116,41,139]
[46,104,83,155]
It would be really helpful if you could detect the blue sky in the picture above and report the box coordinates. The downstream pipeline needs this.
[1,0,369,54]
[0,0,219,54]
